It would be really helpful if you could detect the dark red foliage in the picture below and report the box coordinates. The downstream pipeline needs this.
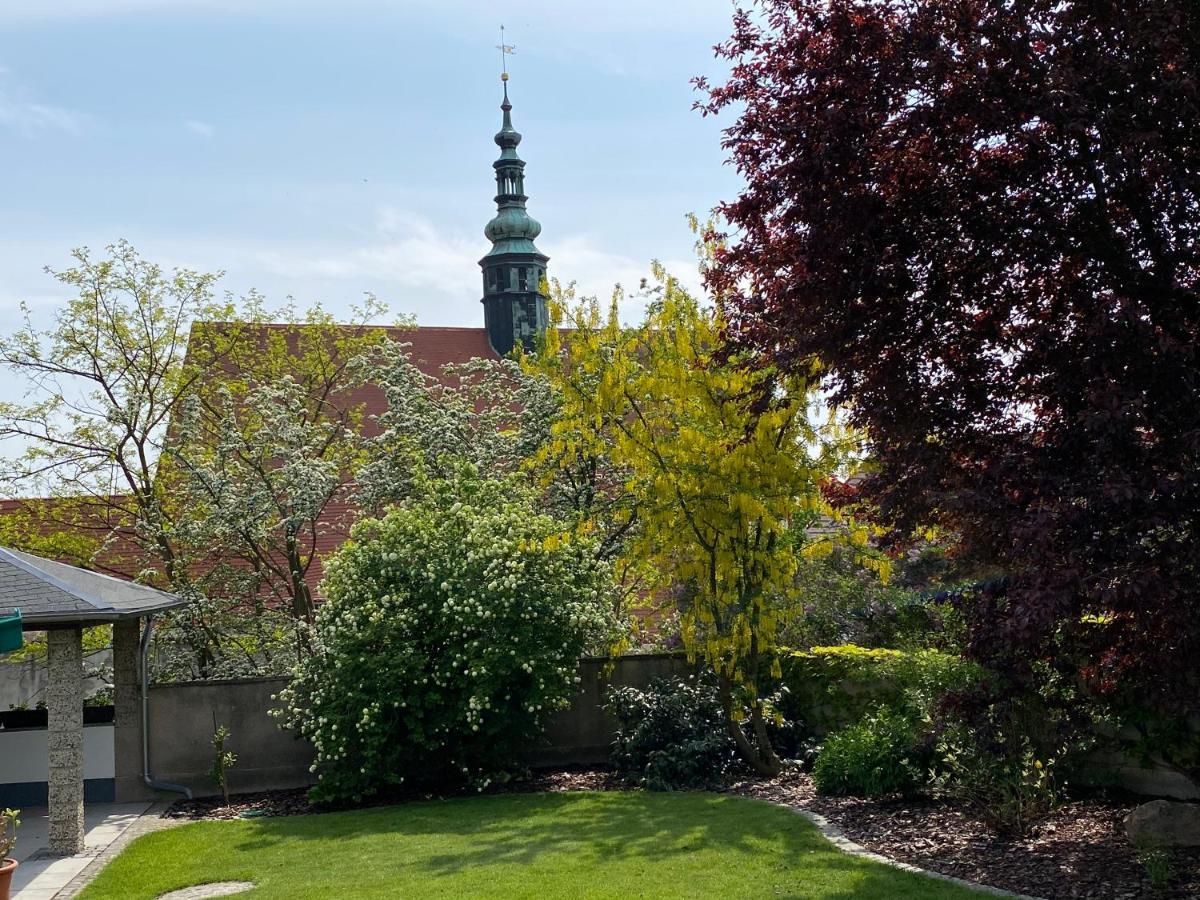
[818,476,860,511]
[701,1,1200,710]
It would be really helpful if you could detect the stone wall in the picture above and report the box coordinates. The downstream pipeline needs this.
[117,652,690,801]
[119,676,312,801]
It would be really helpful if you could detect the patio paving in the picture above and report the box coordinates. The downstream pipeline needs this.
[10,801,166,899]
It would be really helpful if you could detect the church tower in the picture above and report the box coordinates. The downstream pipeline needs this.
[479,73,549,356]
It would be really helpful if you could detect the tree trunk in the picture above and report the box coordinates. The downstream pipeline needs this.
[285,532,315,622]
[750,702,783,772]
[718,676,781,777]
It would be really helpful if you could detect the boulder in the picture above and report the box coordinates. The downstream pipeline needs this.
[1125,800,1200,847]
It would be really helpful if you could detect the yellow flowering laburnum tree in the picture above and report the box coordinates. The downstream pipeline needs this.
[526,268,849,775]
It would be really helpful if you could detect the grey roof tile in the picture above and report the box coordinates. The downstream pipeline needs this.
[0,546,185,627]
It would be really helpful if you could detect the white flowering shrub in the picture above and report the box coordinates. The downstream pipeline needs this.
[274,471,615,803]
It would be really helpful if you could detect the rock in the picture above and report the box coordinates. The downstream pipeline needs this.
[1080,749,1200,800]
[1124,799,1200,846]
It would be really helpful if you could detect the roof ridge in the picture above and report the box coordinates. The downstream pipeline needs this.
[0,545,178,603]
[0,545,112,613]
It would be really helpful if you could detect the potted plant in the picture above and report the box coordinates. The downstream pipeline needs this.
[0,807,19,900]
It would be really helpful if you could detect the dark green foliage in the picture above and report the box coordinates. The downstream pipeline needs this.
[1135,843,1176,890]
[1098,683,1200,783]
[782,547,971,653]
[782,555,936,652]
[605,674,743,790]
[778,645,980,737]
[930,686,1068,836]
[812,708,924,798]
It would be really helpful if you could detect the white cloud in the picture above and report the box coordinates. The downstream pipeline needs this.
[240,206,704,325]
[0,208,704,340]
[184,119,214,139]
[542,235,706,325]
[0,88,87,138]
[250,207,481,300]
[0,67,88,137]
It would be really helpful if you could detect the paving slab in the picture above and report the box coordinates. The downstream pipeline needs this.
[10,801,163,898]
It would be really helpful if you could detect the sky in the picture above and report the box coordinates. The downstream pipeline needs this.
[0,0,744,335]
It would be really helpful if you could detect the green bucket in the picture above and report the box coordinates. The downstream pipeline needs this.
[0,609,22,653]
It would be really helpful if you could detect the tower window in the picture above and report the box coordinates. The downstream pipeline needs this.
[518,267,528,290]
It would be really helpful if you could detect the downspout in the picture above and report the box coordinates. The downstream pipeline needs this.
[139,614,193,799]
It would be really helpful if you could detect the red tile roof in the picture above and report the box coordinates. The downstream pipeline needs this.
[345,326,496,425]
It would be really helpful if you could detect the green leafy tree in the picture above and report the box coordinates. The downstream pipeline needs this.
[0,243,396,674]
[353,346,549,513]
[0,242,242,589]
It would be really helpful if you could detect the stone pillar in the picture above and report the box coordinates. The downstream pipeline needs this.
[112,619,149,802]
[47,626,85,855]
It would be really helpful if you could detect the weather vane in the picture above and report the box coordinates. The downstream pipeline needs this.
[497,24,515,82]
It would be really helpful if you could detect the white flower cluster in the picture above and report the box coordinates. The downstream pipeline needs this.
[274,472,614,803]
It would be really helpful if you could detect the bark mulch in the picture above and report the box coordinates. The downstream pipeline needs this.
[166,788,313,821]
[728,771,1200,900]
[166,769,1200,899]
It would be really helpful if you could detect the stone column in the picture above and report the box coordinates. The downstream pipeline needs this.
[112,619,149,802]
[47,626,85,855]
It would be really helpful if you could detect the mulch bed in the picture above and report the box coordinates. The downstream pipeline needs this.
[728,771,1200,900]
[166,768,1200,899]
[166,788,314,821]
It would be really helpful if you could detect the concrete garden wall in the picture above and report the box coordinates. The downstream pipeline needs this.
[103,649,1199,804]
[119,652,690,801]
[0,647,112,710]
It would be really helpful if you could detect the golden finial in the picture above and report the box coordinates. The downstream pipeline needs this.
[497,24,515,82]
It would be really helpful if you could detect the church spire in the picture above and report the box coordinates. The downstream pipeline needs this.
[479,49,549,356]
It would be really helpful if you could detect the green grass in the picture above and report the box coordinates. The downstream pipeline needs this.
[80,791,986,899]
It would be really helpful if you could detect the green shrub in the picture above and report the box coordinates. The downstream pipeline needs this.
[933,727,1062,836]
[780,551,941,651]
[1135,842,1176,889]
[812,707,924,798]
[275,471,615,804]
[605,674,742,790]
[210,724,237,805]
[778,645,980,736]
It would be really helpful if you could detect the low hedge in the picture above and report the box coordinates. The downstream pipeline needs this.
[778,644,980,736]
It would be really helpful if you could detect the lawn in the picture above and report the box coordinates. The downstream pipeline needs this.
[80,791,987,899]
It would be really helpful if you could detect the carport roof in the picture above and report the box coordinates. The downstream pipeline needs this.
[0,545,185,629]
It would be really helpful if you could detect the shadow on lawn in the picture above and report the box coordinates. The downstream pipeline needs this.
[226,791,975,899]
